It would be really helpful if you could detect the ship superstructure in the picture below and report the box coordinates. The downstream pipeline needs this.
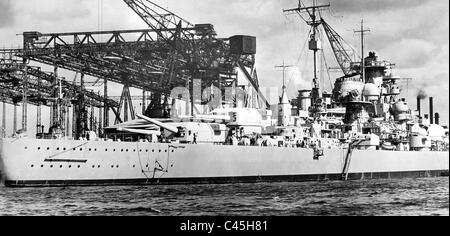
[0,0,448,187]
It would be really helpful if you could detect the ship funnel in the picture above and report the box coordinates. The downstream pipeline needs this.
[429,97,434,124]
[417,96,421,118]
[435,113,440,125]
[417,89,427,119]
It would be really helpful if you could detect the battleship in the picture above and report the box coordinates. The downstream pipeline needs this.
[0,0,448,187]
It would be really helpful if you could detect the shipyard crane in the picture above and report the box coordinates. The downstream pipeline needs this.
[123,0,194,43]
[11,0,270,137]
[1,48,119,135]
[123,0,197,118]
[123,0,270,112]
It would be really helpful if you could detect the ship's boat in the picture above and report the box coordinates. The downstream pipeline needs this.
[381,142,396,151]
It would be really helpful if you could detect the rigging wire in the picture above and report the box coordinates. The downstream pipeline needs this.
[318,0,329,91]
[282,12,302,91]
[319,27,324,90]
[283,11,310,90]
[98,0,100,32]
[295,27,312,66]
[296,11,308,24]
[321,42,334,90]
[98,0,104,40]
[317,26,333,91]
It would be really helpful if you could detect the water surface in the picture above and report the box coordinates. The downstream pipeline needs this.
[0,178,448,216]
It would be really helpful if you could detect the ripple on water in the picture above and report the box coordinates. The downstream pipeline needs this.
[0,178,448,216]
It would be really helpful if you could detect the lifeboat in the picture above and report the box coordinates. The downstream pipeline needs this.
[381,142,396,150]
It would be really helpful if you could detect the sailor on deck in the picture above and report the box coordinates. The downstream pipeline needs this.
[256,135,264,146]
[241,136,251,146]
[231,135,238,146]
[193,132,198,144]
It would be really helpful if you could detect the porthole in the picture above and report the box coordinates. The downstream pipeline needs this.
[146,150,149,153]
[152,150,155,152]
[80,148,83,151]
[139,149,142,152]
[105,149,108,152]
[121,149,124,152]
[50,165,53,168]
[159,150,161,153]
[57,148,60,151]
[60,165,63,168]
[116,165,119,168]
[113,149,116,152]
[111,165,114,168]
[25,147,28,150]
[78,165,81,168]
[41,165,44,168]
[69,165,72,168]
[98,165,100,168]
[172,150,174,153]
[126,149,129,152]
[133,165,136,168]
[89,148,92,151]
[94,148,97,151]
[47,147,50,150]
[63,148,66,151]
[165,150,167,153]
[38,147,41,150]
[146,164,149,168]
[31,164,34,168]
[92,165,95,168]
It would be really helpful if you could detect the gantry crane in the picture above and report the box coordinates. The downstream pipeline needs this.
[18,0,269,128]
[123,0,269,114]
[1,49,119,136]
[1,0,271,138]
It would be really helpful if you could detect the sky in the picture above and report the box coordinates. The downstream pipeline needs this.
[0,0,449,133]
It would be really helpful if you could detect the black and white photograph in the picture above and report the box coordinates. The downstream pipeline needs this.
[0,0,448,221]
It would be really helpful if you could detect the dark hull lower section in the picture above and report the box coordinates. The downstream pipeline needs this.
[4,170,449,188]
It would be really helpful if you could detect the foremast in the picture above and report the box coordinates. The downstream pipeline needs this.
[283,0,330,112]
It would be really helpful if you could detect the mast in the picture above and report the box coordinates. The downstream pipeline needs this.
[283,0,330,107]
[275,61,294,126]
[275,60,294,90]
[354,19,370,83]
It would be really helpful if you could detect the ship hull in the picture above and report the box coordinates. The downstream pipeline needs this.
[3,171,448,188]
[1,138,448,187]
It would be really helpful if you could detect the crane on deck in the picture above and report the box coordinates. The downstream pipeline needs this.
[321,19,361,78]
[284,0,364,115]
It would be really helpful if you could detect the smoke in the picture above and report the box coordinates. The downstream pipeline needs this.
[417,88,427,100]
[332,0,432,14]
[0,0,14,28]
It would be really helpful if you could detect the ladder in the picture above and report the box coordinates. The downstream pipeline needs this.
[341,140,362,181]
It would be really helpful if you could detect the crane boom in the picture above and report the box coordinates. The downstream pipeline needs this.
[123,0,194,42]
[321,19,361,77]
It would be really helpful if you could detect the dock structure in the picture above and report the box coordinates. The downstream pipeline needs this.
[0,0,265,138]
